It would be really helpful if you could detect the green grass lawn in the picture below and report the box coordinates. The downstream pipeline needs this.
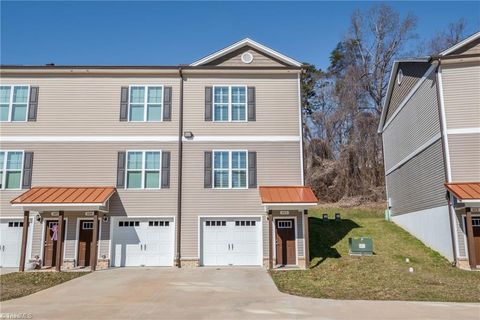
[0,272,88,301]
[271,207,480,302]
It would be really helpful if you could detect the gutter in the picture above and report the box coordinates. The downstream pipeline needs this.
[176,67,184,267]
[433,58,459,264]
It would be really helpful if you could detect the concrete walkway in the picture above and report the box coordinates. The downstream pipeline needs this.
[1,268,478,320]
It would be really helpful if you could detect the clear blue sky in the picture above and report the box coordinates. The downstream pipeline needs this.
[1,1,479,70]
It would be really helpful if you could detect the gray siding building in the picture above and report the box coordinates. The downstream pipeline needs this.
[379,32,480,269]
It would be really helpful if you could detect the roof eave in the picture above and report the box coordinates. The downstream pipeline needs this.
[190,38,302,67]
[439,31,480,57]
[378,58,432,133]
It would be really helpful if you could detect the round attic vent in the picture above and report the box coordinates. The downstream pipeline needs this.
[241,52,254,64]
[397,69,404,85]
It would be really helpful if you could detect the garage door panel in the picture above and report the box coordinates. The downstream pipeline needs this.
[201,217,261,266]
[0,220,25,268]
[111,218,174,267]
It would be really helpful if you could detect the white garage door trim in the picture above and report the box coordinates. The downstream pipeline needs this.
[198,215,263,266]
[110,216,175,267]
[0,217,34,268]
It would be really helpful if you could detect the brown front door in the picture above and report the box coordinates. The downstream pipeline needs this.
[43,220,65,267]
[77,220,94,267]
[275,219,296,266]
[474,224,480,266]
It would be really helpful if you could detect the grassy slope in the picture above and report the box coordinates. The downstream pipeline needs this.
[271,207,480,302]
[0,272,87,301]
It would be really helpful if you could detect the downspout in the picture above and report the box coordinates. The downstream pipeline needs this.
[176,67,184,267]
[434,58,459,264]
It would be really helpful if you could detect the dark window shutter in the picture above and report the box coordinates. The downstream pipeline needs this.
[204,151,212,188]
[247,87,256,121]
[28,87,39,121]
[248,151,257,188]
[205,87,213,121]
[163,87,172,121]
[161,151,171,188]
[116,152,126,187]
[119,87,129,121]
[22,152,34,189]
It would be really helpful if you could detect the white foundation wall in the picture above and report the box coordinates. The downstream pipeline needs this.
[392,205,454,261]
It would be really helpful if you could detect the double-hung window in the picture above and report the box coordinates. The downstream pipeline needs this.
[213,151,247,189]
[129,86,163,122]
[0,86,29,122]
[126,151,161,189]
[0,151,24,189]
[213,86,247,122]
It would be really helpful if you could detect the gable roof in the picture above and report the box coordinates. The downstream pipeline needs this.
[439,31,480,56]
[377,58,430,133]
[190,38,302,67]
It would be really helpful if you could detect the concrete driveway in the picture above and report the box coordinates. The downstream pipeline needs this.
[1,268,478,320]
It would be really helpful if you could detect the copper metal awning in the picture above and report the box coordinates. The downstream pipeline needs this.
[445,182,480,204]
[11,186,116,211]
[259,186,318,210]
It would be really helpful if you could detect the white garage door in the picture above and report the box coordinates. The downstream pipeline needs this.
[0,219,24,267]
[111,218,174,267]
[201,217,262,266]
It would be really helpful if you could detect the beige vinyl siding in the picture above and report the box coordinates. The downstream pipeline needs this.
[449,38,480,55]
[442,62,480,129]
[386,140,446,215]
[0,76,180,136]
[447,133,480,181]
[183,74,300,136]
[455,210,467,258]
[30,218,42,259]
[383,71,440,171]
[385,62,431,122]
[0,142,178,218]
[181,141,302,258]
[205,46,287,67]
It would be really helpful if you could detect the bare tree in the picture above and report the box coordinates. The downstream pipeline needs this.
[426,18,467,55]
[348,4,417,115]
[303,4,418,204]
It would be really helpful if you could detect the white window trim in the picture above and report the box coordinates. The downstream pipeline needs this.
[125,150,162,190]
[212,150,248,189]
[0,150,24,190]
[212,85,248,122]
[0,85,30,122]
[127,85,164,122]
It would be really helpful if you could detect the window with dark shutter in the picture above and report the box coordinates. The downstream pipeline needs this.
[205,87,213,121]
[247,87,256,121]
[119,87,129,121]
[248,151,257,188]
[161,151,171,188]
[163,87,172,121]
[22,152,34,189]
[204,151,212,188]
[116,151,126,187]
[28,87,39,121]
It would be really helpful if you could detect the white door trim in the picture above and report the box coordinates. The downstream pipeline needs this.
[272,216,299,266]
[40,218,69,266]
[74,217,103,266]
